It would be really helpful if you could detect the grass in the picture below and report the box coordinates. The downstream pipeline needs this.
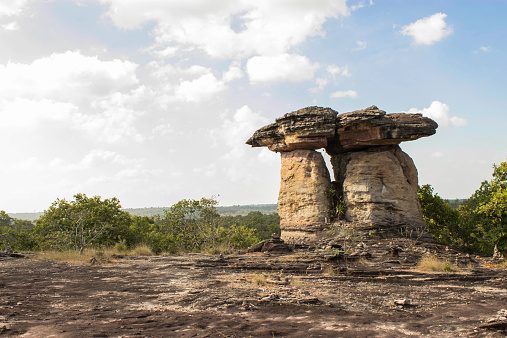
[35,249,97,264]
[416,254,460,273]
[34,244,154,264]
[249,273,268,286]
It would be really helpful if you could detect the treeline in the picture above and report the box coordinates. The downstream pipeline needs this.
[0,197,279,254]
[1,162,505,256]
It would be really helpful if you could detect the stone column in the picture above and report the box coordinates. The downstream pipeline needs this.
[278,149,332,243]
[331,145,426,231]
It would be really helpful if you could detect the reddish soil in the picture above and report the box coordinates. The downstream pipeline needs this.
[1,241,507,337]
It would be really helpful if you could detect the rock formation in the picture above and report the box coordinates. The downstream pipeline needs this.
[247,105,437,243]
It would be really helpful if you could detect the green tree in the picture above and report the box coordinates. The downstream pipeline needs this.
[34,194,132,253]
[218,211,280,240]
[157,198,221,251]
[152,198,260,253]
[0,211,36,251]
[417,184,461,246]
[460,162,507,254]
[0,210,12,227]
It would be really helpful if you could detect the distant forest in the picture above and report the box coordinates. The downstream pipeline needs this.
[9,204,278,221]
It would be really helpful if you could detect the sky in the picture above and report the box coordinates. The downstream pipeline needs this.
[0,0,506,212]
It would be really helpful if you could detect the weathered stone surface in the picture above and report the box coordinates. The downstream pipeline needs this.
[247,105,437,153]
[278,150,331,243]
[328,106,438,153]
[247,105,437,242]
[332,146,425,229]
[246,106,337,152]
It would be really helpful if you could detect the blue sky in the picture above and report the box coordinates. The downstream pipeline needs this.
[0,0,505,212]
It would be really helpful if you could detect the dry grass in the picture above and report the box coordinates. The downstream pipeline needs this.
[34,249,97,264]
[416,255,460,273]
[104,244,154,257]
[34,245,154,265]
[322,264,337,276]
[127,244,153,256]
[249,273,268,286]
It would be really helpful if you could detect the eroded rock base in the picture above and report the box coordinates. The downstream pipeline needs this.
[331,145,425,230]
[278,149,331,242]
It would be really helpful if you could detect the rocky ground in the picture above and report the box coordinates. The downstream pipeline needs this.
[1,239,507,337]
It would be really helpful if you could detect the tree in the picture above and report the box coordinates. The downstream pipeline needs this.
[460,162,507,254]
[0,210,12,227]
[0,211,36,251]
[152,198,260,253]
[34,194,132,253]
[417,185,461,246]
[157,198,221,251]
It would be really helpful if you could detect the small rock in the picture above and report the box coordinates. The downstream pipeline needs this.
[260,294,280,302]
[394,299,413,307]
[297,297,321,305]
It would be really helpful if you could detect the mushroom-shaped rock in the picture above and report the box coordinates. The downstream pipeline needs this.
[328,106,438,153]
[246,106,337,152]
[247,105,438,243]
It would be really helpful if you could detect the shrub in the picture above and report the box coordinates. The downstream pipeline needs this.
[416,255,459,273]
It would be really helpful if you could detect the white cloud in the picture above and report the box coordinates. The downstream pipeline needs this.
[432,151,444,158]
[174,72,225,102]
[0,51,139,101]
[213,105,274,181]
[327,64,351,79]
[406,101,466,127]
[330,90,358,99]
[152,123,174,137]
[222,62,244,82]
[0,98,77,129]
[476,46,491,53]
[350,0,375,12]
[101,0,349,59]
[0,51,145,143]
[352,40,367,51]
[401,12,452,46]
[247,53,318,83]
[0,0,29,17]
[152,46,179,58]
[310,77,329,92]
[2,21,19,30]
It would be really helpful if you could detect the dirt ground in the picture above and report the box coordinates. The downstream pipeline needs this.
[1,241,507,337]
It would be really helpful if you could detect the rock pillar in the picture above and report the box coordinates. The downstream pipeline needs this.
[247,105,438,243]
[331,146,425,230]
[278,150,332,243]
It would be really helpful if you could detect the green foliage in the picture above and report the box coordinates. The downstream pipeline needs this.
[218,211,280,240]
[34,194,132,252]
[419,161,507,256]
[458,162,507,254]
[0,211,37,251]
[327,183,346,221]
[417,184,460,245]
[150,198,261,253]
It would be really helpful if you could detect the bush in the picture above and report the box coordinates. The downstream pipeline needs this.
[34,194,132,252]
[419,161,507,256]
[0,211,36,251]
[417,184,460,245]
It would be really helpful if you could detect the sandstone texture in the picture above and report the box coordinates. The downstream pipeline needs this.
[247,105,438,243]
[334,146,425,229]
[246,106,337,152]
[278,150,331,243]
[330,105,438,153]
